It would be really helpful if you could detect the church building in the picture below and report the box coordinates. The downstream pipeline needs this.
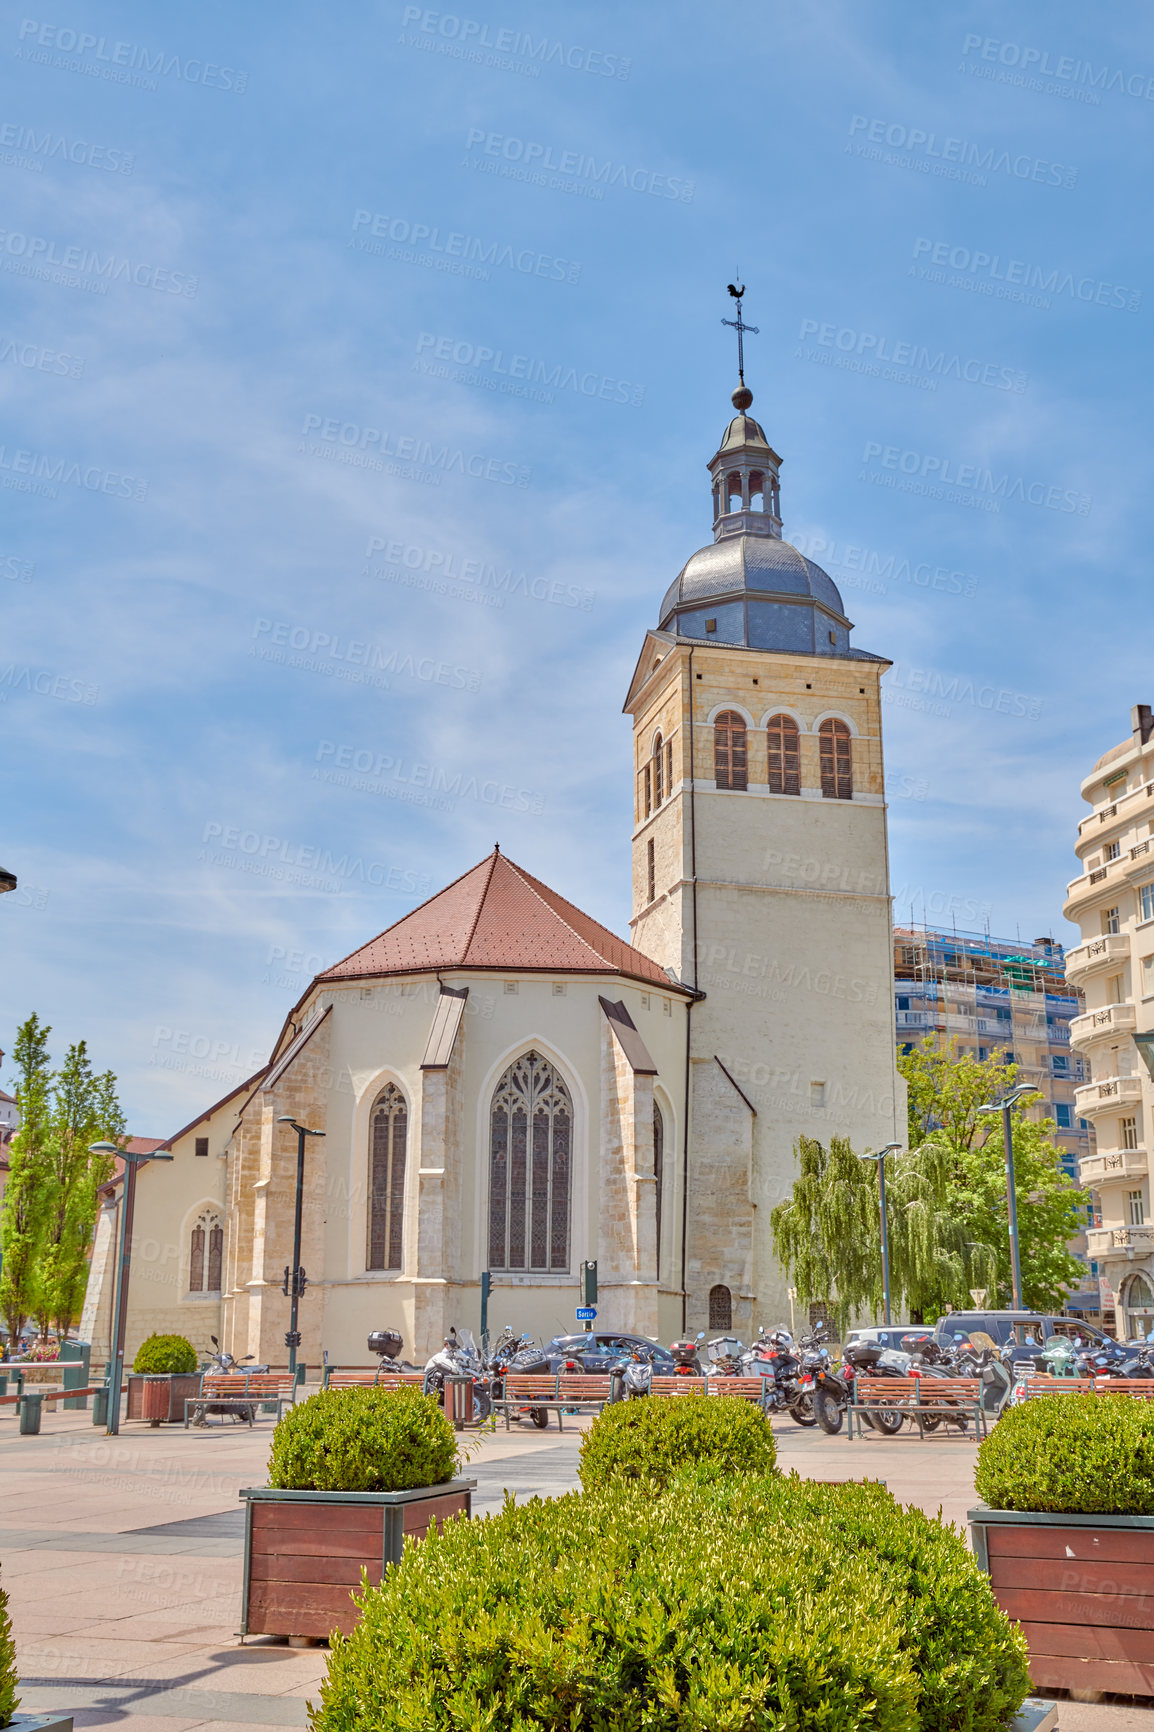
[83,352,905,1368]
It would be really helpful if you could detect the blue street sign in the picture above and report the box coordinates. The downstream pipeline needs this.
[575,1306,596,1321]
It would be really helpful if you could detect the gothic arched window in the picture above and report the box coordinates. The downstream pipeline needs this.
[653,1102,664,1280]
[767,714,801,796]
[368,1083,407,1271]
[488,1051,572,1271]
[189,1210,224,1294]
[819,718,853,800]
[652,733,664,807]
[709,1284,732,1330]
[714,712,748,791]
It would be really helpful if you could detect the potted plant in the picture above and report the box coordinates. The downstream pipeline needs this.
[240,1384,475,1642]
[126,1334,201,1424]
[971,1393,1154,1697]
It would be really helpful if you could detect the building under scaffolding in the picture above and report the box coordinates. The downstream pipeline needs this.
[893,924,1100,1316]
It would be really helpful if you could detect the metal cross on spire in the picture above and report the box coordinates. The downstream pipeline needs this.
[721,282,759,384]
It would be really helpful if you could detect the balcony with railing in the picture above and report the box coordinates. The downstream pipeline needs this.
[1074,1074,1144,1118]
[1070,1002,1138,1047]
[1079,1147,1148,1187]
[1065,933,1129,983]
[1086,1224,1154,1258]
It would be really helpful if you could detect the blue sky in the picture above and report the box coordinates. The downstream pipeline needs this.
[2,0,1152,1131]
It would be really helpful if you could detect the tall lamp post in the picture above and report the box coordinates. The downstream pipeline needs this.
[92,1141,173,1436]
[977,1084,1035,1311]
[276,1117,325,1378]
[860,1144,902,1326]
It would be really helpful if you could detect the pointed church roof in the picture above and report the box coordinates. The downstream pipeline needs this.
[318,849,686,992]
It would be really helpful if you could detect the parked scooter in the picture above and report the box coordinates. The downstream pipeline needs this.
[367,1329,419,1374]
[609,1342,654,1402]
[423,1327,492,1423]
[188,1336,270,1426]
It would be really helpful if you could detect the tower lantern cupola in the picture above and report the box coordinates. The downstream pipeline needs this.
[708,383,782,541]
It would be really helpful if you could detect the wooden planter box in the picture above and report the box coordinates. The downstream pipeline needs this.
[971,1503,1154,1697]
[126,1372,203,1423]
[239,1480,476,1640]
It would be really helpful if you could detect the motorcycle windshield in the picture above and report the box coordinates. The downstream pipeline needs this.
[457,1329,478,1357]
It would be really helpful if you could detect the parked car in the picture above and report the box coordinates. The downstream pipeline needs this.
[543,1332,676,1374]
[843,1326,931,1355]
[933,1310,1120,1366]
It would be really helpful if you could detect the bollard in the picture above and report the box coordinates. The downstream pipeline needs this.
[92,1385,109,1427]
[19,1392,43,1435]
[60,1340,91,1411]
[0,1374,7,1400]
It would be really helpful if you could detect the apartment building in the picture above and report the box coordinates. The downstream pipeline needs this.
[894,924,1099,1317]
[1064,703,1154,1340]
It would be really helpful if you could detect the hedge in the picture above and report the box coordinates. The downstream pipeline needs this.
[267,1385,458,1493]
[975,1392,1154,1514]
[131,1333,199,1375]
[578,1391,776,1491]
[312,1472,1029,1732]
[0,1564,17,1728]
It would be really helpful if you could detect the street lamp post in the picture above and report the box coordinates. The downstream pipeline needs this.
[860,1144,902,1326]
[276,1117,325,1377]
[978,1085,1034,1311]
[92,1141,173,1436]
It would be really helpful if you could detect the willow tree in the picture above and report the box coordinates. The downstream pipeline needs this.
[0,1015,53,1345]
[769,1135,882,1336]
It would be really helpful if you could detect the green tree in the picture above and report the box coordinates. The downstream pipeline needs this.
[769,1135,882,1336]
[0,1014,53,1345]
[40,1044,125,1339]
[898,1040,1087,1315]
[1,1016,127,1347]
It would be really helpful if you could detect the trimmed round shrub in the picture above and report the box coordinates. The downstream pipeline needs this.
[976,1392,1154,1514]
[313,1472,1029,1732]
[578,1391,776,1490]
[0,1564,18,1727]
[132,1333,198,1375]
[267,1385,458,1493]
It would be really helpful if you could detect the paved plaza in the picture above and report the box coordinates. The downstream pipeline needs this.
[0,1401,1150,1732]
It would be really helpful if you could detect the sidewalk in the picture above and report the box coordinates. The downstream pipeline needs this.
[2,1404,1151,1730]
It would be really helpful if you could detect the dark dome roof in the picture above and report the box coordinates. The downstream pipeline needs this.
[660,534,847,628]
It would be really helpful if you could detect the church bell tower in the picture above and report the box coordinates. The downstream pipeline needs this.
[623,289,905,1338]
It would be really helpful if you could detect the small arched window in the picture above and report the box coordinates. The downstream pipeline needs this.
[726,471,743,512]
[653,1102,664,1281]
[489,1052,572,1272]
[368,1083,407,1271]
[748,470,765,510]
[189,1210,224,1294]
[652,733,664,806]
[709,1284,732,1330]
[819,718,853,800]
[714,712,748,791]
[767,714,801,796]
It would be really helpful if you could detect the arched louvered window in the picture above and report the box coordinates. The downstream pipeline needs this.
[368,1083,407,1271]
[653,733,664,807]
[767,714,801,796]
[819,718,853,800]
[189,1210,224,1294]
[709,1284,732,1330]
[714,711,748,791]
[489,1051,571,1271]
[653,1103,664,1280]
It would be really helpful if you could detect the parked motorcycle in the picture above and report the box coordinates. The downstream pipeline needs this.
[704,1334,745,1378]
[669,1331,706,1375]
[423,1327,492,1424]
[188,1337,270,1427]
[789,1324,848,1433]
[742,1328,815,1426]
[367,1329,419,1374]
[609,1342,654,1402]
[841,1339,910,1434]
[904,1337,973,1432]
[486,1327,551,1428]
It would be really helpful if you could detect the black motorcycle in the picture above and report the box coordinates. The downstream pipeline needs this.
[742,1328,815,1426]
[367,1329,419,1374]
[486,1327,551,1428]
[841,1339,909,1435]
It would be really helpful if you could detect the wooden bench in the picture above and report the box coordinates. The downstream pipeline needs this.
[493,1373,563,1429]
[849,1375,984,1439]
[1021,1376,1090,1400]
[556,1374,611,1422]
[707,1376,768,1405]
[184,1372,298,1428]
[649,1376,709,1398]
[321,1368,425,1391]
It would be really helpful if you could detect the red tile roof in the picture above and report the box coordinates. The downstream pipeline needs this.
[319,849,683,992]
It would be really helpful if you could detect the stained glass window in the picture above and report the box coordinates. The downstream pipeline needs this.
[489,1052,572,1271]
[368,1083,407,1271]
